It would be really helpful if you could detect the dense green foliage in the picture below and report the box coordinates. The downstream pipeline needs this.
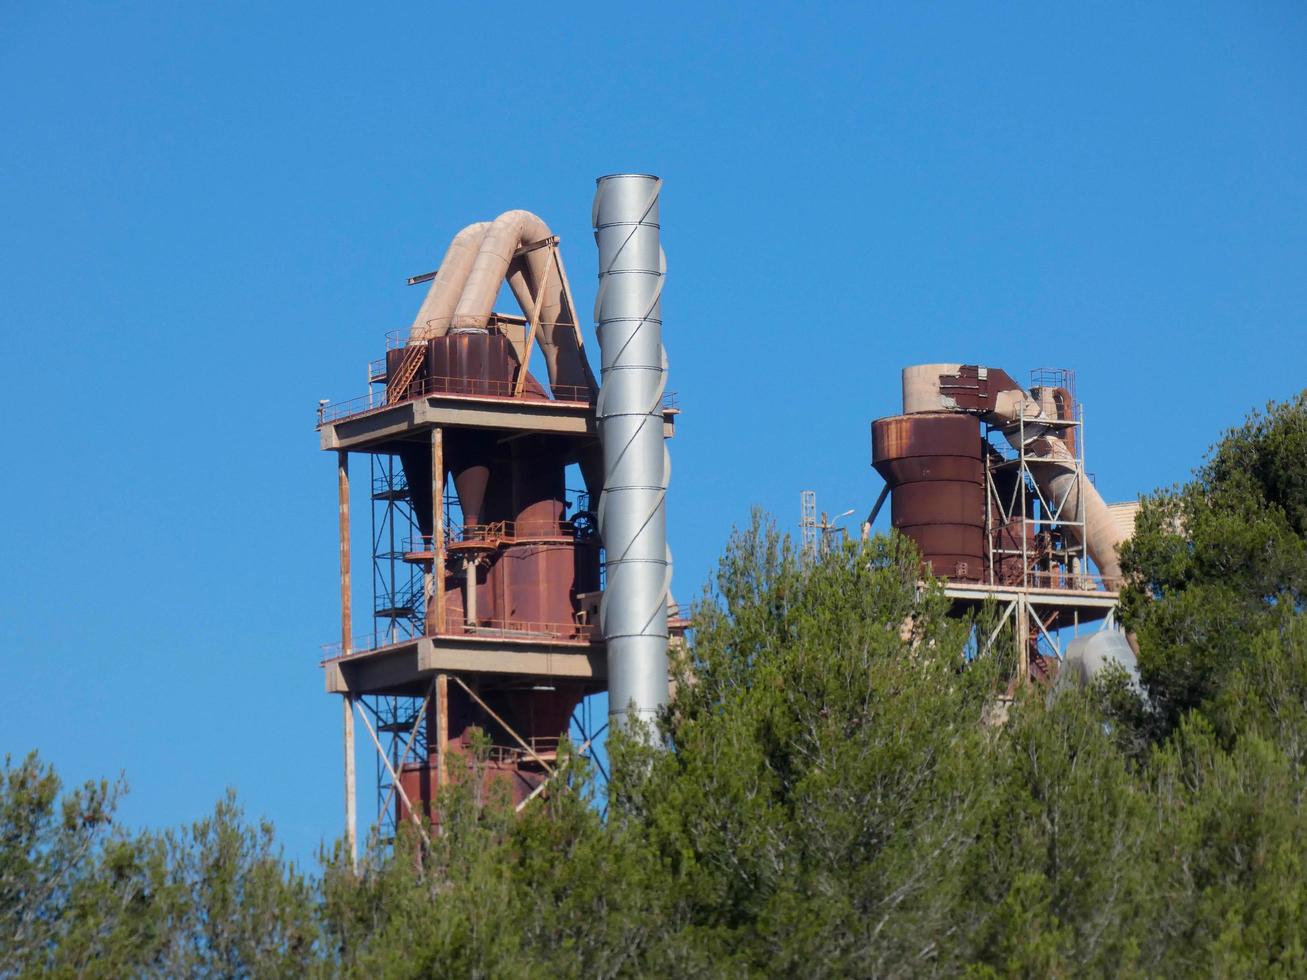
[1119,392,1307,740]
[5,395,1307,977]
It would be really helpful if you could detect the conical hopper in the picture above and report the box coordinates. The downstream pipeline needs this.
[443,430,495,530]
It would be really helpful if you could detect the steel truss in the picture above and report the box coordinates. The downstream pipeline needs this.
[370,455,424,647]
[351,679,611,845]
[983,370,1091,593]
[972,368,1116,679]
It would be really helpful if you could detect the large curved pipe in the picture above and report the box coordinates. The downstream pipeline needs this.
[408,222,491,340]
[901,364,1126,585]
[453,210,551,330]
[452,210,597,394]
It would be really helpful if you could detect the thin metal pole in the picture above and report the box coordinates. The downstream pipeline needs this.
[387,457,397,643]
[1019,413,1030,589]
[514,258,550,397]
[982,598,1017,657]
[550,244,597,390]
[338,451,352,650]
[1030,605,1060,658]
[337,451,357,869]
[431,427,445,635]
[465,558,478,628]
[343,695,357,871]
[436,673,449,788]
[370,455,379,650]
[1015,594,1030,685]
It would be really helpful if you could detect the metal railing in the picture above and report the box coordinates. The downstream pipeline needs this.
[983,565,1120,593]
[318,371,598,425]
[1023,568,1119,592]
[484,738,561,767]
[456,519,593,544]
[321,629,419,660]
[317,330,680,426]
[402,521,596,556]
[460,618,597,641]
[320,616,598,661]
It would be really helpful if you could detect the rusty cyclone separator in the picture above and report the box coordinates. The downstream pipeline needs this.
[871,413,985,580]
[899,363,1127,585]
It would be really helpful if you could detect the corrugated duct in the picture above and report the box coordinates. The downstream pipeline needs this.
[593,174,671,733]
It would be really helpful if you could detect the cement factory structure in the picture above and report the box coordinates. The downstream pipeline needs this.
[316,176,676,860]
[871,364,1139,685]
[316,176,1138,851]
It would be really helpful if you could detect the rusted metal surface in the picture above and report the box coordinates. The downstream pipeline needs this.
[330,201,644,842]
[1031,384,1077,455]
[431,332,515,395]
[935,364,1023,414]
[396,679,586,827]
[337,451,352,651]
[398,753,550,828]
[501,542,600,627]
[872,413,985,581]
[386,332,524,404]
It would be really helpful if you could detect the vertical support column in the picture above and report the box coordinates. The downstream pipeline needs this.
[343,695,357,869]
[337,450,358,869]
[435,673,449,788]
[338,450,353,649]
[1015,594,1030,686]
[464,559,478,627]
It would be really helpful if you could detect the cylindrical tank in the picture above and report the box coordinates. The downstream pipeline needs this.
[429,331,515,397]
[512,439,567,535]
[501,543,583,627]
[872,412,985,580]
[385,332,518,401]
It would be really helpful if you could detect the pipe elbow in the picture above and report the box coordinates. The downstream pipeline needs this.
[452,210,554,329]
[408,221,492,340]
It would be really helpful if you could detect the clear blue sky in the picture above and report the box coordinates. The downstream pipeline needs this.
[2,3,1304,863]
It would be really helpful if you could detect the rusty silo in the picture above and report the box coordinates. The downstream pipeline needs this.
[872,412,986,581]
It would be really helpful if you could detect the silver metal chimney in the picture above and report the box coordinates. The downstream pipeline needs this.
[593,174,670,734]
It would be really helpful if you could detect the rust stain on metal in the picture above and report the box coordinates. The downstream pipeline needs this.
[872,413,985,580]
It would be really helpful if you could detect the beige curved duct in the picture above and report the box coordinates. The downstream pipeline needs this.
[408,221,491,341]
[452,210,597,393]
[901,364,1127,586]
[1032,458,1126,585]
[405,211,598,396]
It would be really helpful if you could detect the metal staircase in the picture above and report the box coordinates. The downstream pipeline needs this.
[386,343,427,405]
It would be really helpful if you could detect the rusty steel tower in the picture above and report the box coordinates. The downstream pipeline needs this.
[316,183,678,858]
